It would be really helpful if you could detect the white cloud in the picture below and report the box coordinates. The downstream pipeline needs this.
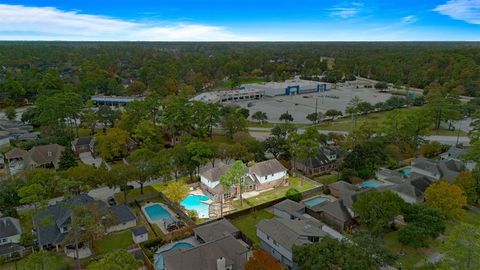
[330,7,359,18]
[433,0,480,24]
[0,4,256,41]
[401,15,418,24]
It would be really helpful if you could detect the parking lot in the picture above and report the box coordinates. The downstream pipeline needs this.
[236,84,393,124]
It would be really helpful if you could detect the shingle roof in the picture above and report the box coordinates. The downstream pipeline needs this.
[193,218,239,243]
[0,217,21,238]
[132,226,148,236]
[0,243,25,257]
[311,200,353,222]
[111,204,136,224]
[163,234,248,270]
[5,148,27,160]
[328,181,358,193]
[438,160,463,183]
[199,164,233,183]
[249,159,286,177]
[73,137,93,147]
[273,199,305,215]
[412,157,440,175]
[26,144,65,166]
[297,146,342,168]
[257,218,326,250]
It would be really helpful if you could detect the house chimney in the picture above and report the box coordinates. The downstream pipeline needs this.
[216,257,226,270]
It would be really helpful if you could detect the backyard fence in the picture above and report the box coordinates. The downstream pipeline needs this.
[158,192,196,226]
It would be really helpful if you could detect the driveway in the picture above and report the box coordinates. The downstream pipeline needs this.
[79,152,103,168]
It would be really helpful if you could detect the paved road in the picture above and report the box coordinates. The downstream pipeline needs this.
[249,127,471,146]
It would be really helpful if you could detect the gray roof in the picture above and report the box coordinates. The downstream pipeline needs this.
[193,218,239,243]
[132,226,148,236]
[199,163,233,183]
[442,147,469,159]
[5,148,27,160]
[163,234,248,270]
[73,137,93,147]
[389,175,432,201]
[376,168,405,184]
[249,159,286,177]
[0,217,21,239]
[257,218,326,250]
[111,204,136,224]
[297,146,343,168]
[25,144,65,167]
[311,200,353,222]
[273,199,305,215]
[412,158,440,175]
[328,181,358,194]
[438,160,463,183]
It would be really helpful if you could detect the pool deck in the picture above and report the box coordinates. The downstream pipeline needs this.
[302,194,336,206]
[155,236,200,255]
[141,202,179,234]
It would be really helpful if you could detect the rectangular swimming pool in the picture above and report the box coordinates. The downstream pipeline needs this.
[303,196,328,208]
[359,180,384,188]
[144,204,174,222]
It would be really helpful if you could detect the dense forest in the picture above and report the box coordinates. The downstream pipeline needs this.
[0,42,480,105]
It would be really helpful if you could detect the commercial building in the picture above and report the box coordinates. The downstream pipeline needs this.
[91,95,144,106]
[242,79,331,97]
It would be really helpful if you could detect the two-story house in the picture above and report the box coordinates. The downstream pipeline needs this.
[199,159,288,202]
[0,217,25,258]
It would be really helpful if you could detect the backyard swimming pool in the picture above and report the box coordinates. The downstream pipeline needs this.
[360,180,384,188]
[303,196,329,208]
[400,167,412,176]
[155,242,194,270]
[180,194,210,218]
[143,203,174,222]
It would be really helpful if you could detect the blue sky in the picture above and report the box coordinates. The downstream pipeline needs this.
[0,0,479,41]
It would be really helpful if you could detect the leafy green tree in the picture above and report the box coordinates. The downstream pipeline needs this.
[59,149,77,170]
[163,180,190,204]
[220,160,247,207]
[440,223,480,270]
[186,141,215,175]
[133,120,162,151]
[18,183,48,206]
[5,107,16,120]
[425,181,467,219]
[97,105,120,130]
[454,172,478,204]
[279,111,294,123]
[402,204,446,239]
[343,138,387,177]
[353,190,404,233]
[96,128,130,161]
[325,109,342,120]
[357,101,374,115]
[351,231,397,266]
[398,225,429,247]
[293,237,380,270]
[87,249,143,270]
[374,81,388,90]
[127,149,160,194]
[252,111,268,123]
[306,112,322,124]
[222,107,248,138]
[108,164,136,202]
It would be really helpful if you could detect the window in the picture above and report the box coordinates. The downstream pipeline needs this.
[265,176,267,180]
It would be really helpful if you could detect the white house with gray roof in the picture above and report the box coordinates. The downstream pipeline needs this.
[199,159,288,202]
[0,217,25,258]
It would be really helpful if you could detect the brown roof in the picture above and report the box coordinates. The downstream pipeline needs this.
[199,164,232,183]
[25,144,65,166]
[5,148,28,160]
[249,159,286,177]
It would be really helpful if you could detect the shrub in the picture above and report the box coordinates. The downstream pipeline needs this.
[286,188,302,202]
[398,225,429,247]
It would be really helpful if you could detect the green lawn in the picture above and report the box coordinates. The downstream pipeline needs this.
[230,209,274,248]
[313,173,339,185]
[0,252,75,270]
[95,230,134,255]
[232,177,316,210]
[114,185,158,204]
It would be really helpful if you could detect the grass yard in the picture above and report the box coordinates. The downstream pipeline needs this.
[232,177,316,210]
[313,173,339,185]
[0,252,75,270]
[230,209,274,248]
[114,185,158,204]
[95,230,134,255]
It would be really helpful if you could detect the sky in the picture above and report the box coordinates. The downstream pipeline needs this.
[0,0,479,41]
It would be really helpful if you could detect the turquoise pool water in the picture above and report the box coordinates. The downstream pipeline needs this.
[400,167,411,176]
[180,194,210,218]
[155,242,193,270]
[144,204,174,222]
[360,180,384,188]
[303,196,328,207]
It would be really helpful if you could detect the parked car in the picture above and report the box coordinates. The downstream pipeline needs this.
[107,196,116,206]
